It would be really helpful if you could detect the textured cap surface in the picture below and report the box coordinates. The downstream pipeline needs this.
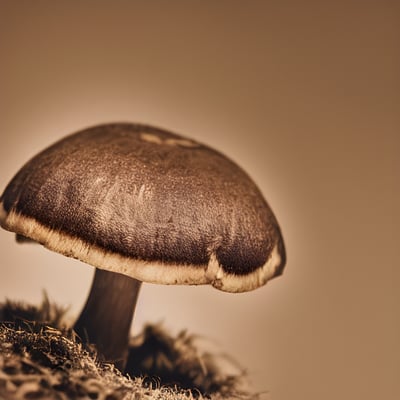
[0,123,286,292]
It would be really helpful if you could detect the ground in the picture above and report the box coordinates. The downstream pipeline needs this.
[0,297,258,400]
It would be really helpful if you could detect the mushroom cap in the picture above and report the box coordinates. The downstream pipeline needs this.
[0,123,286,292]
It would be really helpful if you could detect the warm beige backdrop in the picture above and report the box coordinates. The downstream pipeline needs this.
[0,1,398,399]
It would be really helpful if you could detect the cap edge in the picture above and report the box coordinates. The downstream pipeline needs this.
[0,203,282,293]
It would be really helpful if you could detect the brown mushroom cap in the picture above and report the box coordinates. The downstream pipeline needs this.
[0,123,286,292]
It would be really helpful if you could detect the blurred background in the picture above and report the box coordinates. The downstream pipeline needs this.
[0,1,398,399]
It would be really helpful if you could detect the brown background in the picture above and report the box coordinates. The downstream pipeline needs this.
[0,1,398,399]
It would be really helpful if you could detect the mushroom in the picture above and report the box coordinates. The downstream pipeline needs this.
[0,123,286,370]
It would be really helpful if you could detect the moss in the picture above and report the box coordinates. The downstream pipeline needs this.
[0,297,259,399]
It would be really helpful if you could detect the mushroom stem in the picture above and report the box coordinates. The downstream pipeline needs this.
[74,268,142,371]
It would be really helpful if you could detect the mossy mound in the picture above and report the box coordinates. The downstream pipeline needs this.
[0,297,258,399]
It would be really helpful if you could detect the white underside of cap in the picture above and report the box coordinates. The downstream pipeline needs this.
[0,202,281,293]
